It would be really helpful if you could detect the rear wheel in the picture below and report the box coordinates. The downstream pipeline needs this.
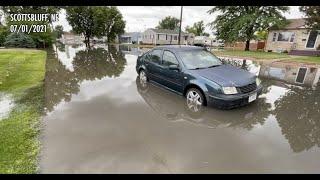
[186,88,205,113]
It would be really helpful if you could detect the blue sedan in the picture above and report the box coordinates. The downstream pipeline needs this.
[136,45,263,110]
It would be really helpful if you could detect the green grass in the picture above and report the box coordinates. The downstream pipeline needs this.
[213,49,320,64]
[0,49,46,174]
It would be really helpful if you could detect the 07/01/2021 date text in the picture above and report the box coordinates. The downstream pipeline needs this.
[9,24,47,34]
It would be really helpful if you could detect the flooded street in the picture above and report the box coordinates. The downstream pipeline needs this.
[40,44,320,173]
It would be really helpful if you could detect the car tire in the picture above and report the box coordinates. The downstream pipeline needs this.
[139,69,148,87]
[186,88,205,113]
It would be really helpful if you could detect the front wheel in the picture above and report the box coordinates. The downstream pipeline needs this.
[186,88,205,113]
[139,69,148,87]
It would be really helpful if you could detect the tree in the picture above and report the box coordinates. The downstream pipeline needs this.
[0,26,9,46]
[185,21,209,36]
[1,6,61,48]
[208,6,289,51]
[66,6,125,46]
[255,30,268,41]
[4,33,36,48]
[299,6,320,30]
[54,25,63,39]
[156,16,180,30]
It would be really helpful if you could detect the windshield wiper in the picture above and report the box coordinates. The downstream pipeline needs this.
[207,64,221,68]
[190,67,207,70]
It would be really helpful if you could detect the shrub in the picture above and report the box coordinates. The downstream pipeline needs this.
[4,33,36,48]
[0,26,9,47]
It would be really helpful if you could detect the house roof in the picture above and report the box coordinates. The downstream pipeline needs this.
[270,18,307,30]
[148,28,188,35]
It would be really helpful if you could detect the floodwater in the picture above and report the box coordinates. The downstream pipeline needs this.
[0,93,14,120]
[40,44,320,173]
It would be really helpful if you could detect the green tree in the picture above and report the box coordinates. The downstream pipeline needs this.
[255,30,268,41]
[4,32,36,48]
[299,6,320,30]
[1,6,61,48]
[185,21,209,36]
[156,16,180,30]
[66,6,125,46]
[54,25,63,39]
[0,26,9,46]
[208,6,289,51]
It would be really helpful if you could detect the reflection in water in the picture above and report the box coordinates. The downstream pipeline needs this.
[45,44,320,155]
[273,84,320,153]
[136,68,320,153]
[45,45,126,113]
[136,76,272,130]
[0,93,14,120]
[41,44,320,173]
[220,57,320,88]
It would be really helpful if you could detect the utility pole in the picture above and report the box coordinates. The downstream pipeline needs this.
[178,6,183,45]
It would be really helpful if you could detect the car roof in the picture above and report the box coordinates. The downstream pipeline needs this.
[153,45,205,52]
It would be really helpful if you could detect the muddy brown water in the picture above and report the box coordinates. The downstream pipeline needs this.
[40,44,320,173]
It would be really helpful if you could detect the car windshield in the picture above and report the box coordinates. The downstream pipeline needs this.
[178,50,222,70]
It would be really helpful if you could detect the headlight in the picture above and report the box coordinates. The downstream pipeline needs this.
[256,78,261,86]
[222,87,238,95]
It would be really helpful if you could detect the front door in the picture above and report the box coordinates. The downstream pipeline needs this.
[160,50,184,93]
[306,31,318,49]
[146,49,163,84]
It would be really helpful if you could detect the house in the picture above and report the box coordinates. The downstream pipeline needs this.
[142,28,194,45]
[259,61,320,88]
[60,32,85,44]
[265,18,320,56]
[119,32,142,44]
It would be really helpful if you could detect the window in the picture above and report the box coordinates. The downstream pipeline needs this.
[277,32,294,42]
[296,67,308,83]
[272,33,277,42]
[162,51,179,67]
[166,34,167,40]
[174,36,177,40]
[149,50,162,64]
[178,50,222,70]
[157,34,160,40]
[306,31,318,48]
[290,33,295,42]
[185,36,188,41]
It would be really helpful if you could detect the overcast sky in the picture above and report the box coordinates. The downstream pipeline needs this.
[53,6,305,37]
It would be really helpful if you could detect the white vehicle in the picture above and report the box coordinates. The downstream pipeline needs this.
[194,36,211,46]
[194,36,224,47]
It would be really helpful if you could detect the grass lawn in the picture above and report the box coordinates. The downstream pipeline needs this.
[0,49,46,174]
[212,49,320,64]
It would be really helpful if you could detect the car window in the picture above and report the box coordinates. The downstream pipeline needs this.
[162,51,179,67]
[178,50,222,70]
[149,49,162,64]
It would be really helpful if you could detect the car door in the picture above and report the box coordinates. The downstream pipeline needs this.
[160,50,184,93]
[145,49,163,84]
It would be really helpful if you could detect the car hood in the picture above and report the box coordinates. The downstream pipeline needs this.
[191,64,256,87]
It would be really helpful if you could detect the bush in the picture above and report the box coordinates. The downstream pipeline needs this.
[4,33,36,48]
[0,26,9,47]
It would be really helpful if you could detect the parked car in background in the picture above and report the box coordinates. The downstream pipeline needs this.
[136,45,263,110]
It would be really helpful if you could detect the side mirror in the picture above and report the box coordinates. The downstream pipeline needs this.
[169,64,180,71]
